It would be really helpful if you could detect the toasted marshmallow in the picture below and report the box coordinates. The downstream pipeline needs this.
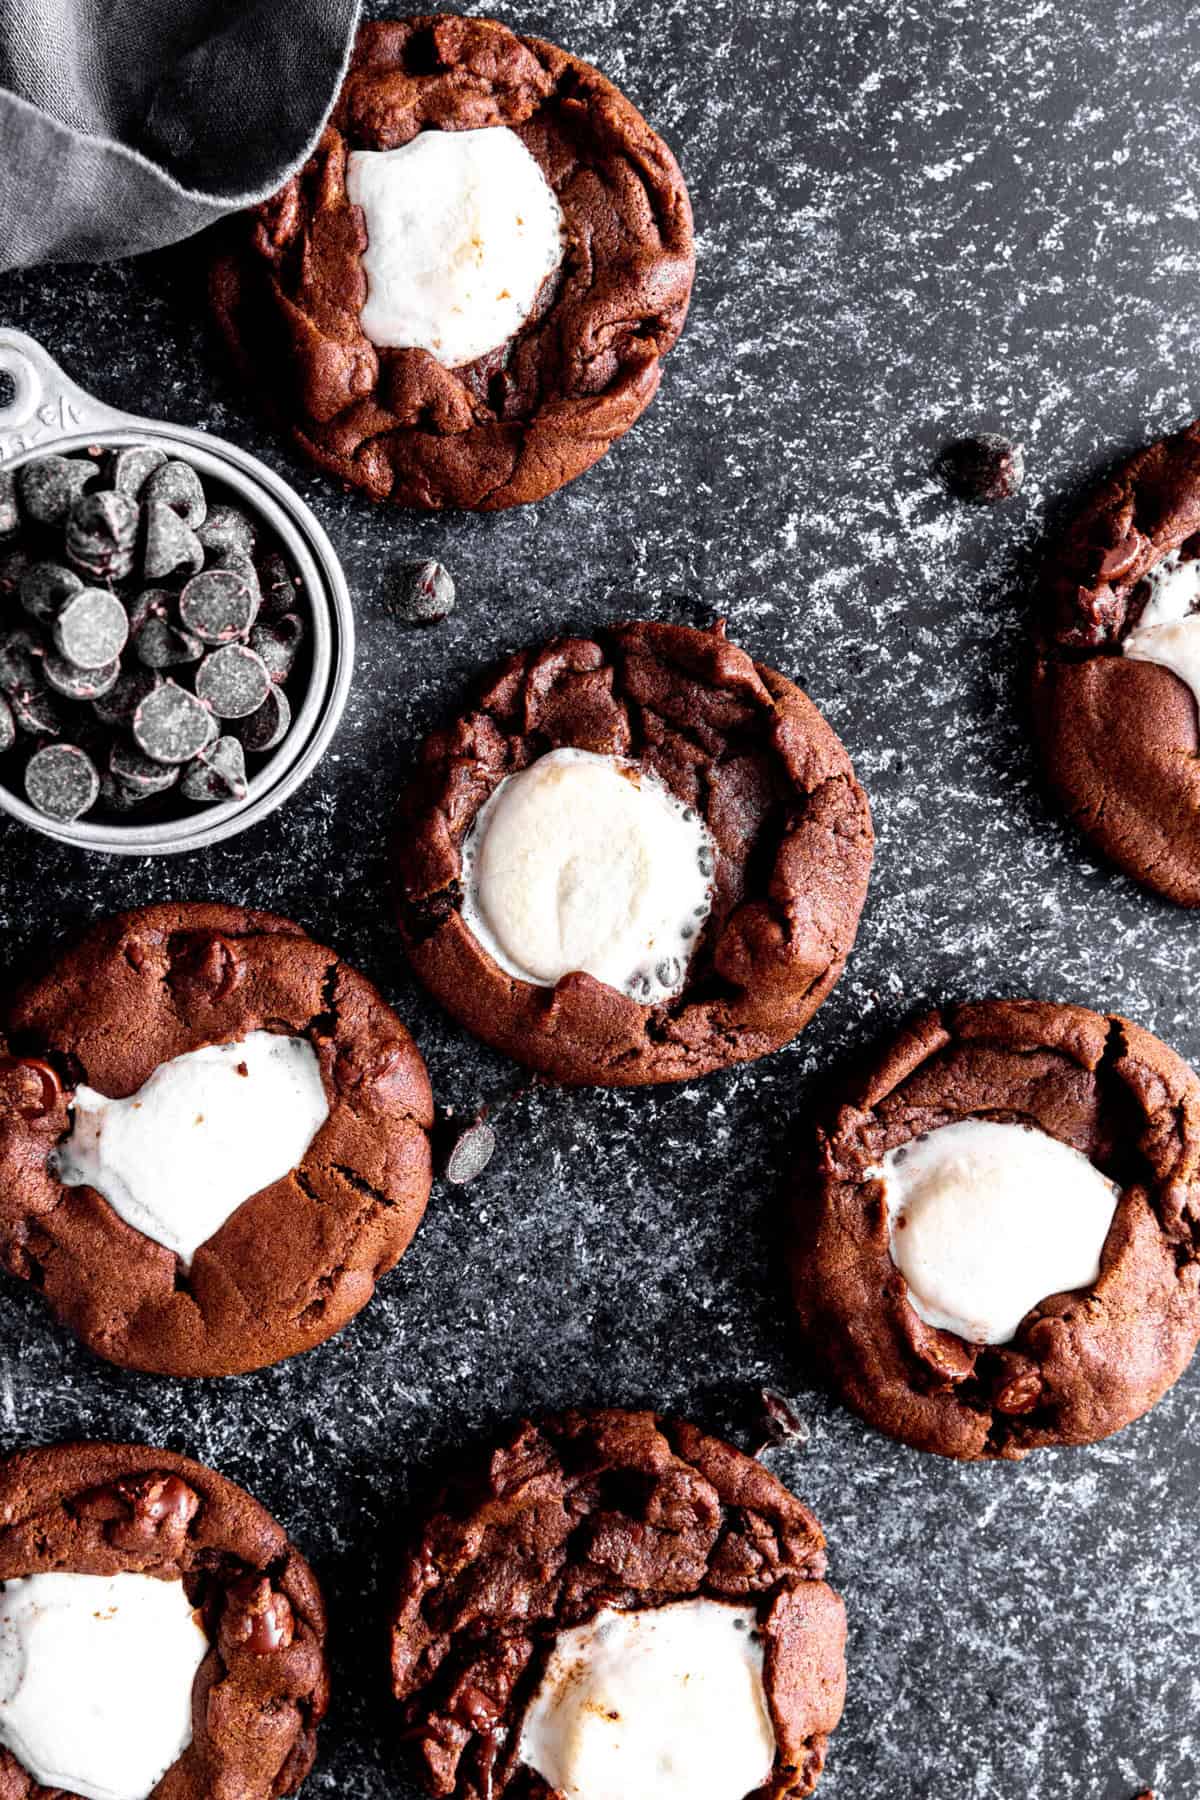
[460,748,714,1003]
[0,1571,208,1800]
[56,1032,329,1267]
[347,127,564,367]
[1123,548,1200,708]
[518,1600,775,1800]
[875,1118,1120,1345]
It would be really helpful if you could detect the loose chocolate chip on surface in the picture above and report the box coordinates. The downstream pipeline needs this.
[17,455,93,526]
[143,500,204,581]
[235,682,291,753]
[392,558,456,623]
[752,1387,811,1455]
[938,432,1026,503]
[445,1117,496,1185]
[0,469,17,537]
[108,443,168,500]
[110,741,181,794]
[53,588,129,669]
[24,743,100,820]
[0,694,13,753]
[66,490,139,581]
[180,567,256,644]
[180,733,248,803]
[250,612,303,684]
[19,560,83,625]
[144,458,207,529]
[197,504,256,558]
[43,652,121,701]
[132,680,215,764]
[195,644,272,718]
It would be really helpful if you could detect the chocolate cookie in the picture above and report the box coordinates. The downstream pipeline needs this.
[389,1409,846,1799]
[393,620,874,1086]
[209,15,695,511]
[0,902,433,1376]
[1032,419,1200,903]
[0,1440,327,1798]
[789,999,1200,1459]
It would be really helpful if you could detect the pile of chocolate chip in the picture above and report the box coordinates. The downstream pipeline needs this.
[0,446,308,824]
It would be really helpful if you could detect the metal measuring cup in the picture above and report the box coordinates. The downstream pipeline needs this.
[0,330,354,856]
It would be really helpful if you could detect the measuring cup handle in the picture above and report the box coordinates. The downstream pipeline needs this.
[0,331,128,468]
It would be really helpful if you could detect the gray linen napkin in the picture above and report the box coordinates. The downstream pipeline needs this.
[0,0,360,273]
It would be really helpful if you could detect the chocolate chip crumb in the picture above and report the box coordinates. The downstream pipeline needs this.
[393,559,456,624]
[445,1117,496,1185]
[937,433,1026,504]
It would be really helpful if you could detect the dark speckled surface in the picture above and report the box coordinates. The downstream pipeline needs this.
[0,2,1196,1795]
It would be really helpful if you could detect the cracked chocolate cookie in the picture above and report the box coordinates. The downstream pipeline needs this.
[0,902,434,1376]
[389,1408,846,1800]
[209,14,695,511]
[1032,418,1200,903]
[394,620,874,1086]
[0,1439,327,1799]
[789,999,1200,1459]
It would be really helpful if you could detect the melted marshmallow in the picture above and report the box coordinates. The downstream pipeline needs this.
[56,1032,329,1267]
[875,1118,1120,1345]
[518,1600,775,1800]
[460,748,714,1004]
[0,1572,208,1800]
[347,127,564,367]
[1123,548,1200,708]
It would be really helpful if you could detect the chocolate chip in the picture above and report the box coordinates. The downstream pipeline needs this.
[993,1370,1043,1415]
[220,1576,294,1656]
[250,612,303,684]
[0,1056,62,1120]
[938,433,1026,504]
[19,560,83,625]
[180,734,248,804]
[234,682,291,753]
[8,682,63,738]
[92,664,160,727]
[66,490,139,581]
[0,546,31,601]
[752,1388,811,1455]
[393,557,456,623]
[43,652,121,701]
[17,455,93,526]
[144,458,207,529]
[179,568,256,644]
[143,500,204,581]
[107,1473,200,1549]
[258,550,300,618]
[108,444,167,500]
[0,694,13,753]
[53,589,129,669]
[98,771,149,813]
[195,644,271,718]
[109,741,181,794]
[445,1118,496,1185]
[0,629,45,694]
[0,470,17,538]
[134,615,204,669]
[197,504,256,559]
[132,680,215,764]
[24,743,100,820]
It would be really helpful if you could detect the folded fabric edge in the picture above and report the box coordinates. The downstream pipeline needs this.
[0,0,361,273]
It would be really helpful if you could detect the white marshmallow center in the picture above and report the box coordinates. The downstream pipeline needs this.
[1123,548,1200,708]
[56,1032,329,1268]
[461,748,714,1003]
[347,127,565,367]
[876,1118,1120,1345]
[518,1600,775,1800]
[0,1572,208,1800]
